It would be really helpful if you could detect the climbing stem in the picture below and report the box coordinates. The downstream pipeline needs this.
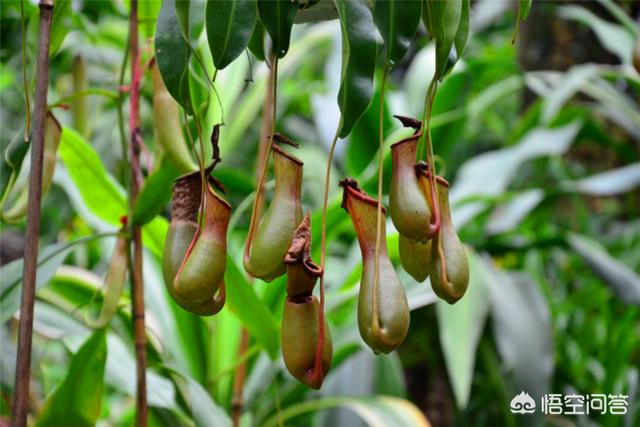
[127,2,148,425]
[12,1,53,425]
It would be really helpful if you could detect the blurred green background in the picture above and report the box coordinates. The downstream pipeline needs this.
[1,0,639,426]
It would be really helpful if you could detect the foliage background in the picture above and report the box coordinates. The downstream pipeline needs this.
[1,0,639,426]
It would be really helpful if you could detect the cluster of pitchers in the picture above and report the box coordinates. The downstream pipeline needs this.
[161,116,469,389]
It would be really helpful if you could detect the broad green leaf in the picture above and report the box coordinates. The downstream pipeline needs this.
[335,0,378,138]
[59,128,127,224]
[485,189,544,235]
[206,0,258,70]
[373,353,407,398]
[451,0,469,68]
[224,257,280,359]
[374,0,422,67]
[425,0,462,80]
[436,250,490,408]
[560,163,640,196]
[155,0,193,113]
[486,266,553,401]
[568,233,640,305]
[58,128,168,257]
[0,242,74,323]
[132,159,180,226]
[175,0,205,43]
[248,18,266,61]
[36,329,107,427]
[168,368,232,426]
[175,0,191,38]
[257,0,298,58]
[208,304,242,406]
[49,0,72,57]
[262,395,431,427]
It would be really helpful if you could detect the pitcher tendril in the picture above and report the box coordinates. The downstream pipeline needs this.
[372,66,389,340]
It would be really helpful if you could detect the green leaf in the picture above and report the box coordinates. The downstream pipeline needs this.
[175,0,191,38]
[335,0,378,138]
[206,0,258,70]
[167,368,232,426]
[138,0,162,37]
[512,0,531,42]
[425,0,462,80]
[486,267,553,402]
[57,128,168,257]
[49,0,73,58]
[560,163,640,196]
[224,256,279,359]
[155,0,193,114]
[568,233,640,305]
[0,242,74,323]
[0,128,29,208]
[132,159,180,226]
[374,0,422,67]
[436,250,491,408]
[59,128,127,224]
[248,18,266,61]
[262,395,430,427]
[452,0,469,66]
[174,0,205,43]
[257,0,298,58]
[36,329,107,427]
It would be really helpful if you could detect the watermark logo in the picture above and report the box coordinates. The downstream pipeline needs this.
[510,391,536,414]
[509,392,629,415]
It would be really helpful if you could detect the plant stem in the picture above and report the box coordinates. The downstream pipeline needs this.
[12,1,53,425]
[372,66,389,337]
[128,2,147,425]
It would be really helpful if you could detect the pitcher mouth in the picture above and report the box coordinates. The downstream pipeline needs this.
[390,115,423,150]
[272,134,304,166]
[172,171,231,221]
[416,162,449,187]
[339,178,386,212]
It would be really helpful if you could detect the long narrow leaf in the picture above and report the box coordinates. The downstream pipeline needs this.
[258,0,298,58]
[206,0,258,70]
[335,0,377,138]
[374,0,422,67]
[225,257,280,359]
[155,0,193,113]
[36,329,108,427]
